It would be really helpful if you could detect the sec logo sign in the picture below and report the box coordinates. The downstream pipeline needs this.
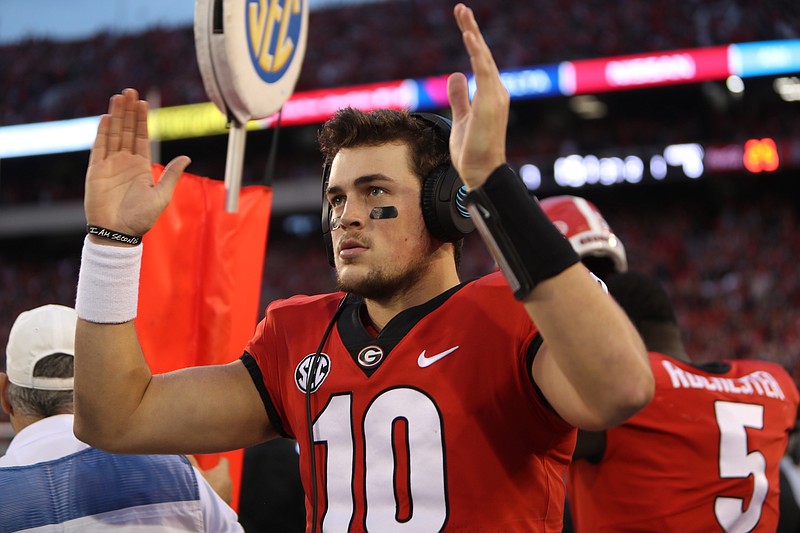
[246,0,305,83]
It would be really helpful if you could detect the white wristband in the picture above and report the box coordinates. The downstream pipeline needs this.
[75,236,143,324]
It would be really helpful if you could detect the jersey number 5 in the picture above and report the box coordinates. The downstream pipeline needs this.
[715,401,767,533]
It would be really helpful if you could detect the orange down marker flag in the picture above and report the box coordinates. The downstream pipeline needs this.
[136,164,272,510]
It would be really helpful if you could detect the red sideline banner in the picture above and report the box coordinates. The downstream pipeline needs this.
[136,164,272,510]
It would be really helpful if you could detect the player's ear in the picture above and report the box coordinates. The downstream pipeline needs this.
[0,373,13,416]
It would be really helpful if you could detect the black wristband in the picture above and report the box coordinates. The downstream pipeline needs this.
[466,164,579,300]
[86,225,143,246]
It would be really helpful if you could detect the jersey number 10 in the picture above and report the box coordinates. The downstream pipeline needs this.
[313,388,448,532]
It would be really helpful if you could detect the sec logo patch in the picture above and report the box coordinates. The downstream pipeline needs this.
[295,353,331,393]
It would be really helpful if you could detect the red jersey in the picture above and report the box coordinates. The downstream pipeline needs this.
[568,352,799,532]
[244,271,575,532]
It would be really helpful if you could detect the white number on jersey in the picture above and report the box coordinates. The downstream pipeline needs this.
[714,401,767,533]
[314,388,447,532]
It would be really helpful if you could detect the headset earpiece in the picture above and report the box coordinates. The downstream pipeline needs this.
[412,112,474,243]
[421,164,473,242]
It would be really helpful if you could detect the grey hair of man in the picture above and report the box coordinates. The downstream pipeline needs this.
[6,353,74,417]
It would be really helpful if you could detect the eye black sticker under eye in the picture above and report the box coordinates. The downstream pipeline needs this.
[369,206,398,220]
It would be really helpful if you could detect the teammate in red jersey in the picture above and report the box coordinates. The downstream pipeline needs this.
[540,194,627,533]
[568,271,799,532]
[72,4,654,531]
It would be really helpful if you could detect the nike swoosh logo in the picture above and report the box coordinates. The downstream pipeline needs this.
[417,346,460,368]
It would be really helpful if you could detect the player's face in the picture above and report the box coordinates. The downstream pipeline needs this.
[326,143,437,301]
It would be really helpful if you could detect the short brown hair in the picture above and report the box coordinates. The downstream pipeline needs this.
[318,107,450,186]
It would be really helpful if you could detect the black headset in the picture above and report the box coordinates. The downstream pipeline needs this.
[320,112,475,266]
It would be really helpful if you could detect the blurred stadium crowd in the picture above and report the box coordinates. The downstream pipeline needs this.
[1,0,798,126]
[2,0,800,398]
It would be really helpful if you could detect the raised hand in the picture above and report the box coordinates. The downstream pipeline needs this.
[447,3,509,190]
[84,88,190,240]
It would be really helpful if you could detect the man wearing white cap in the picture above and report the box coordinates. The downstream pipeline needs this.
[0,304,243,532]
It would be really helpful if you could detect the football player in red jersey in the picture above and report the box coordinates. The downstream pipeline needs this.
[541,194,627,533]
[568,271,799,532]
[72,4,654,532]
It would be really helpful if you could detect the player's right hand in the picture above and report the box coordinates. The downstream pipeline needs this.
[447,3,509,190]
[84,87,190,240]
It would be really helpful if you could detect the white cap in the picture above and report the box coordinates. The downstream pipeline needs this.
[5,304,76,390]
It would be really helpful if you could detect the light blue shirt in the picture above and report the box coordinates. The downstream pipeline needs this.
[0,415,243,532]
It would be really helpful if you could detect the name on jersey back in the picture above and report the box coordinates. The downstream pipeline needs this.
[662,360,786,400]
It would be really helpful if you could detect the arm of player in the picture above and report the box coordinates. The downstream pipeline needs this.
[447,5,652,430]
[74,89,276,453]
[74,323,275,454]
[527,266,653,430]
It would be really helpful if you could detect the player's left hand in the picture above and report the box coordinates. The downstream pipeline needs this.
[447,3,509,190]
[188,455,234,505]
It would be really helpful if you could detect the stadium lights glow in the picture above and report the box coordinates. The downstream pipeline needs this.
[0,117,100,158]
[519,164,542,190]
[554,154,646,188]
[664,143,705,178]
[521,143,705,191]
[726,75,745,94]
[743,138,780,173]
[774,77,800,102]
[568,95,608,119]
